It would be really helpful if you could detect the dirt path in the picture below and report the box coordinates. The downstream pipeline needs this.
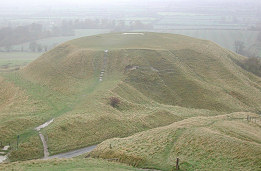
[46,145,97,159]
[0,146,10,164]
[36,50,109,159]
[39,133,50,158]
[35,119,54,158]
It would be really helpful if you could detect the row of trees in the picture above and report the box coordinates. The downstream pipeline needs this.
[234,40,260,58]
[0,19,153,49]
[60,19,153,31]
[2,42,50,53]
[0,23,51,47]
[28,42,48,52]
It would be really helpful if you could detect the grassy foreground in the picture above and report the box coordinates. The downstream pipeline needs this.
[0,158,144,171]
[91,112,261,171]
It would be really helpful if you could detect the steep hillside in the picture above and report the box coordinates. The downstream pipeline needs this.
[91,112,261,171]
[22,33,261,112]
[1,32,261,161]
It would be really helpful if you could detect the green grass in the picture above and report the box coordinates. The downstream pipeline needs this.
[0,52,41,71]
[91,112,261,171]
[11,29,111,52]
[0,32,261,164]
[0,158,144,171]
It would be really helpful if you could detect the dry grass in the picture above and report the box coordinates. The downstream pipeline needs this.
[91,112,261,170]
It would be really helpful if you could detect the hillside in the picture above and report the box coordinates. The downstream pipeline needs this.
[0,32,261,163]
[91,112,261,171]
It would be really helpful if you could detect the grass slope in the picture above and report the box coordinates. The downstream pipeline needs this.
[0,32,261,162]
[0,158,144,171]
[91,112,261,171]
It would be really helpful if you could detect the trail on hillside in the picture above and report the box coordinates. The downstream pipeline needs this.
[99,50,108,81]
[35,119,54,158]
[36,50,109,159]
[0,146,10,164]
[46,145,97,159]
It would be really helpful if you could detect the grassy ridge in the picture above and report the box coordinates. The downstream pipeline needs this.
[91,112,261,171]
[0,32,261,163]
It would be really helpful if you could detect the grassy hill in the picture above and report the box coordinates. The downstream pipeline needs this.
[91,112,261,171]
[0,32,261,165]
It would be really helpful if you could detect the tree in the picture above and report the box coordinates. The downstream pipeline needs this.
[241,57,261,77]
[37,44,43,52]
[29,42,37,52]
[234,40,245,55]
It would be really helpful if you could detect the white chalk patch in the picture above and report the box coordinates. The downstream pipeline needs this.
[0,155,7,163]
[35,119,54,131]
[2,146,9,151]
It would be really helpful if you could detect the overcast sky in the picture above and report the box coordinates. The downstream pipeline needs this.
[2,0,259,7]
[1,0,260,16]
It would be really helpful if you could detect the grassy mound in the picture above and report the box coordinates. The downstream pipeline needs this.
[0,32,261,161]
[91,112,261,170]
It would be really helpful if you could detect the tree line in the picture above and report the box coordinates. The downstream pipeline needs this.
[0,18,153,51]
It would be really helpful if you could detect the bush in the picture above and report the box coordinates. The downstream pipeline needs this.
[241,57,261,77]
[109,97,120,108]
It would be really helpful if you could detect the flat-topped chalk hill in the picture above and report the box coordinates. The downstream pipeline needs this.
[23,32,261,111]
[0,32,261,162]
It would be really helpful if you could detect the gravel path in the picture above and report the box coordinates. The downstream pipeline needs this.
[36,119,54,158]
[39,132,50,158]
[46,145,97,159]
[0,146,10,164]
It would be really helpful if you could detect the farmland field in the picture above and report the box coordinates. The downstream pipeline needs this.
[0,52,42,72]
[10,29,111,52]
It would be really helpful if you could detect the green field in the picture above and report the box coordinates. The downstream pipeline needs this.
[0,52,41,71]
[11,29,111,52]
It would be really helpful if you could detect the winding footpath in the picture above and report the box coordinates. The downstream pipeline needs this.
[35,119,54,158]
[37,50,109,159]
[46,145,97,159]
[0,50,109,163]
[0,145,10,163]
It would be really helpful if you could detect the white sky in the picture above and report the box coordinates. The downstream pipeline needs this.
[1,0,260,10]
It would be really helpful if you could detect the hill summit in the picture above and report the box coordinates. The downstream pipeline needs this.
[23,32,261,112]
